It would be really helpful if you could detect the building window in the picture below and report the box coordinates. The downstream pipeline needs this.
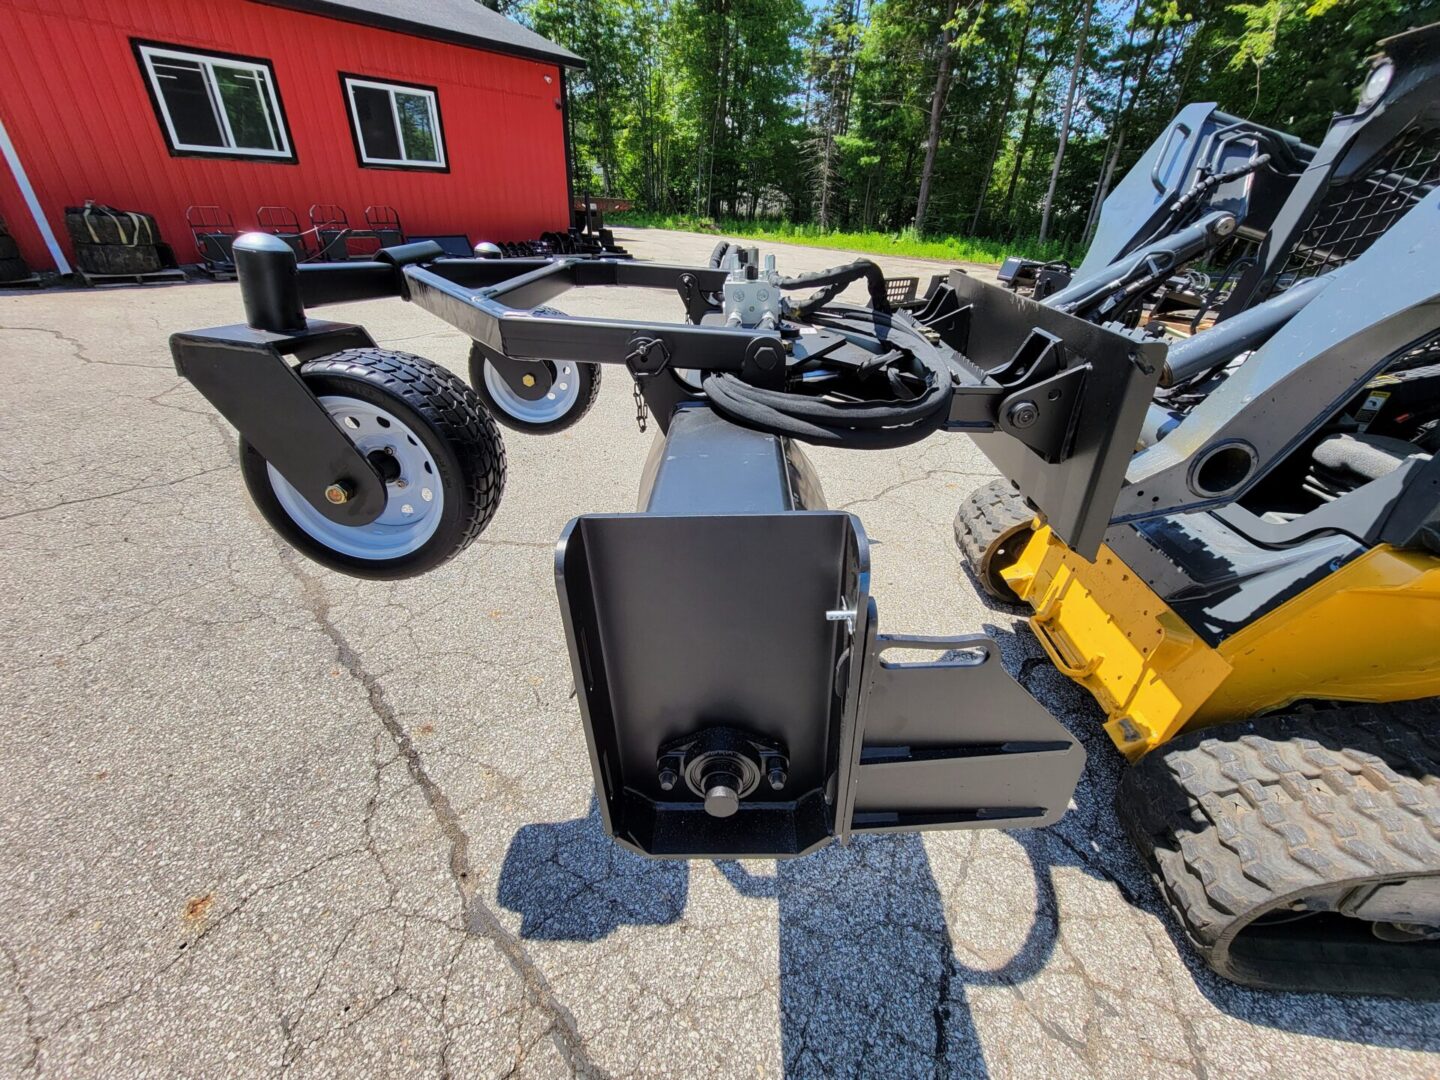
[134,41,293,161]
[341,75,447,170]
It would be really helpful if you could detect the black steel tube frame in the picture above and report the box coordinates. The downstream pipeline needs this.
[401,260,786,387]
[171,235,1163,554]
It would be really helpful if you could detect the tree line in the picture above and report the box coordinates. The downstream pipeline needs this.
[503,0,1438,251]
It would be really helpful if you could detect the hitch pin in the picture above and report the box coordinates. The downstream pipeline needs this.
[826,606,857,634]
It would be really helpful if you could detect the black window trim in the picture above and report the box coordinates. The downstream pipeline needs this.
[338,71,450,173]
[131,38,298,164]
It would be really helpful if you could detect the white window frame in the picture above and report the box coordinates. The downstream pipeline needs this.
[137,43,291,159]
[343,76,446,170]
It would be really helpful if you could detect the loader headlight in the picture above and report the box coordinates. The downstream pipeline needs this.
[1359,59,1394,111]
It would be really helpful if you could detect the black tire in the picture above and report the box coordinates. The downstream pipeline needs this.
[954,478,1037,603]
[0,235,18,260]
[73,242,162,276]
[0,257,30,283]
[1119,700,1440,997]
[468,343,601,434]
[240,349,506,580]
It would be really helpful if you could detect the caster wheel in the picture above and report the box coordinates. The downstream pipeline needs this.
[469,343,601,434]
[240,348,506,579]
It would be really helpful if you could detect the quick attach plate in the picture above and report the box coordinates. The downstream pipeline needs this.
[940,272,1165,557]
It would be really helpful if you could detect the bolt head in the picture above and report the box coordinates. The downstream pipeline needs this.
[658,767,678,792]
[767,766,787,791]
[753,345,781,370]
[521,373,537,387]
[1007,401,1039,429]
[324,482,351,505]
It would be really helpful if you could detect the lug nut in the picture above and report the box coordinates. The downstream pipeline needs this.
[324,481,353,505]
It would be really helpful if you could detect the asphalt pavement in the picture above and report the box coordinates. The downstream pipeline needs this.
[1,228,1437,1077]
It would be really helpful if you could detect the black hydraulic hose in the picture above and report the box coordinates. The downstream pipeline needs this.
[1046,210,1236,318]
[1138,154,1271,249]
[702,372,950,448]
[778,259,892,315]
[707,249,892,314]
[700,307,950,449]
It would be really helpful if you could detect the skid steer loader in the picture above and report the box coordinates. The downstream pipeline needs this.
[955,24,1440,995]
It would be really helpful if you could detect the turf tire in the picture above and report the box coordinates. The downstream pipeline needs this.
[241,348,506,579]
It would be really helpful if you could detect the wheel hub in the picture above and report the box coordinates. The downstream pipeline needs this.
[269,396,444,560]
[483,360,582,423]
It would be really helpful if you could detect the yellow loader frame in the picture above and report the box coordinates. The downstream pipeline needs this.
[1003,524,1440,760]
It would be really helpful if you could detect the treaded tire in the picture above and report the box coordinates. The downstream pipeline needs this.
[954,478,1037,603]
[240,348,506,579]
[1119,700,1440,997]
[469,344,601,434]
[0,257,30,283]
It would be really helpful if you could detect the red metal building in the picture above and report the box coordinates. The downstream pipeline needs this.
[0,0,583,272]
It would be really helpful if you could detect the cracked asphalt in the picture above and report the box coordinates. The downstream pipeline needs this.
[2,228,1437,1078]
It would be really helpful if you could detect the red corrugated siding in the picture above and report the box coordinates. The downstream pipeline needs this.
[0,0,570,270]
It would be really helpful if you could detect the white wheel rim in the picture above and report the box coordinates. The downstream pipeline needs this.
[483,361,582,424]
[268,395,444,560]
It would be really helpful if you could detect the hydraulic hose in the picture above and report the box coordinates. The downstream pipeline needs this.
[778,259,892,315]
[1136,153,1272,250]
[700,308,950,449]
[709,245,892,314]
[1045,210,1236,319]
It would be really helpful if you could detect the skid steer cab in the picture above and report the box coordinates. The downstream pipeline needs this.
[170,234,1164,859]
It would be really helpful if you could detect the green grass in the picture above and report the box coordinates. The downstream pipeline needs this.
[606,211,1081,266]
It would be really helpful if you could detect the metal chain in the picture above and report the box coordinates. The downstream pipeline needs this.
[631,375,650,433]
[625,337,669,435]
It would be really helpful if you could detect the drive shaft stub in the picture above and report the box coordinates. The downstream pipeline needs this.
[656,727,789,819]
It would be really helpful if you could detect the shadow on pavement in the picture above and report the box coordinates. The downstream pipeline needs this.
[721,834,1066,1078]
[497,806,1065,1076]
[493,606,1440,1071]
[496,799,687,940]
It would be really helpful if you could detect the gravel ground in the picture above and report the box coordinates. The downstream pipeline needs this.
[1,227,1437,1078]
